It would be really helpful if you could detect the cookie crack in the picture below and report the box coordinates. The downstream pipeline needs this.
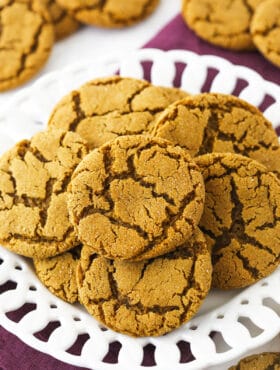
[266,355,280,370]
[241,0,254,15]
[0,3,50,82]
[72,0,107,13]
[179,252,198,322]
[96,261,180,316]
[197,110,219,155]
[252,23,280,38]
[208,176,278,260]
[126,155,176,207]
[109,0,154,24]
[126,84,151,111]
[0,0,14,11]
[78,206,150,241]
[38,178,55,229]
[236,250,260,279]
[3,228,73,244]
[133,188,198,259]
[69,92,86,132]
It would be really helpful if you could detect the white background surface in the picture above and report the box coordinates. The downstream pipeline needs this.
[0,0,279,368]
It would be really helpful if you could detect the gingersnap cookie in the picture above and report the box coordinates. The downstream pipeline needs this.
[181,0,263,50]
[42,0,80,40]
[0,128,88,259]
[77,228,212,337]
[229,352,280,370]
[68,135,205,261]
[196,153,280,289]
[56,0,159,28]
[48,76,188,150]
[33,245,82,303]
[251,0,280,68]
[0,0,54,92]
[153,93,280,177]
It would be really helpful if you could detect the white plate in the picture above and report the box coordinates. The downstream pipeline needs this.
[0,49,280,370]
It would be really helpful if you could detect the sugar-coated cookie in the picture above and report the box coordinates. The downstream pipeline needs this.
[0,0,54,91]
[182,0,264,50]
[42,0,80,40]
[77,229,212,337]
[34,245,82,303]
[68,135,205,261]
[0,128,88,259]
[56,0,159,28]
[48,76,188,150]
[229,352,280,369]
[153,93,280,177]
[196,153,280,289]
[251,0,280,68]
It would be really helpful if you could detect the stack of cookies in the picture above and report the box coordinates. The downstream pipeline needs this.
[0,0,160,92]
[182,0,280,68]
[0,76,280,337]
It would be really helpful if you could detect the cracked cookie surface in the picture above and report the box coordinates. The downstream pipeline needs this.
[0,128,88,259]
[68,135,205,261]
[56,0,159,28]
[196,153,280,289]
[181,0,264,50]
[42,0,80,40]
[229,352,280,370]
[34,245,81,303]
[77,228,212,337]
[48,76,189,150]
[153,93,280,177]
[0,0,54,91]
[251,0,280,68]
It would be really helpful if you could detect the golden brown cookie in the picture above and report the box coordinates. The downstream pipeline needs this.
[229,352,280,370]
[56,0,159,28]
[0,128,88,259]
[42,0,80,40]
[33,245,82,303]
[196,153,280,290]
[153,93,280,177]
[251,0,280,68]
[181,0,263,50]
[77,228,212,337]
[0,0,54,92]
[68,135,205,261]
[48,76,188,150]
[248,0,267,9]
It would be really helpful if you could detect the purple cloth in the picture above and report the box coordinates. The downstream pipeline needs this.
[145,14,280,85]
[1,13,280,370]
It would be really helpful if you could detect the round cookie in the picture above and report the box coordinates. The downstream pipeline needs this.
[181,0,262,50]
[0,128,88,259]
[229,352,280,370]
[196,153,280,289]
[34,245,82,303]
[42,0,80,40]
[153,93,280,177]
[56,0,159,28]
[48,76,189,150]
[68,135,205,261]
[0,0,54,92]
[77,228,212,337]
[251,0,280,68]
